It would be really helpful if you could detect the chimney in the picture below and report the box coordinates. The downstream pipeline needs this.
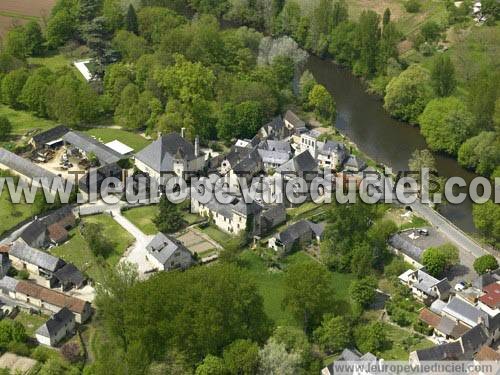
[195,136,199,157]
[181,128,186,138]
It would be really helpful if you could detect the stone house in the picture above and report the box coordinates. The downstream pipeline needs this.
[268,220,324,254]
[35,307,76,347]
[398,268,451,305]
[145,233,195,271]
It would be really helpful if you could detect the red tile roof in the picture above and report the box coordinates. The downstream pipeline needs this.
[0,244,11,253]
[479,282,500,309]
[419,308,442,328]
[475,345,500,361]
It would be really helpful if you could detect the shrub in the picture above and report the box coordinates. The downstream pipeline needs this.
[473,255,499,275]
[404,0,421,13]
[17,270,29,280]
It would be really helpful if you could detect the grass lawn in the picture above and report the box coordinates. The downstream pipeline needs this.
[239,250,355,327]
[0,105,56,137]
[379,323,434,360]
[28,54,73,72]
[0,191,39,236]
[85,128,151,152]
[14,311,49,337]
[200,224,233,245]
[122,205,158,235]
[52,214,134,283]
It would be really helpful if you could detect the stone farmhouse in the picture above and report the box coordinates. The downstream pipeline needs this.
[145,233,195,271]
[398,268,451,305]
[35,307,75,347]
[268,220,324,254]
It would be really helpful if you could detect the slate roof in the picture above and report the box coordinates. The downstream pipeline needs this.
[135,133,202,173]
[0,148,57,188]
[0,276,18,294]
[259,140,291,153]
[146,233,190,266]
[284,110,306,129]
[275,220,320,246]
[63,131,122,165]
[338,348,363,361]
[32,125,69,146]
[460,324,489,355]
[36,307,74,338]
[20,220,46,246]
[54,263,86,288]
[261,116,284,138]
[436,315,470,339]
[443,297,483,328]
[257,149,291,166]
[404,268,450,297]
[344,155,367,171]
[276,150,318,175]
[318,140,347,158]
[200,193,263,220]
[10,240,64,272]
[473,271,500,289]
[413,341,464,361]
[78,163,123,194]
[15,281,89,315]
[388,234,424,261]
[233,148,262,174]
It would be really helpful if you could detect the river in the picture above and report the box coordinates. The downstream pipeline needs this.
[306,55,479,233]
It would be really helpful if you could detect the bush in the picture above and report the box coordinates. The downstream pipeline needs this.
[7,341,30,357]
[473,255,499,275]
[61,342,84,364]
[17,270,29,280]
[413,320,433,336]
[404,0,421,13]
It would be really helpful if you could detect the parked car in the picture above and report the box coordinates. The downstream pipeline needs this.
[454,281,467,292]
[417,228,429,236]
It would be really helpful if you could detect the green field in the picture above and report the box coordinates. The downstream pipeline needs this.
[0,190,40,236]
[240,250,355,327]
[200,224,233,244]
[122,205,159,235]
[85,128,152,152]
[0,105,56,136]
[379,323,434,360]
[14,311,49,337]
[28,54,73,72]
[52,214,134,283]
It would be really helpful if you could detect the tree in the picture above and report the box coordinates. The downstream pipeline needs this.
[46,9,78,48]
[408,149,437,173]
[196,355,227,375]
[217,100,265,141]
[458,132,500,176]
[467,70,498,131]
[283,262,337,332]
[0,319,26,346]
[354,10,381,77]
[299,70,316,103]
[112,30,149,62]
[473,255,499,275]
[0,116,12,141]
[19,67,53,117]
[258,338,301,375]
[1,68,29,109]
[223,339,260,375]
[313,314,351,354]
[431,54,456,97]
[384,64,434,124]
[154,195,184,234]
[125,4,139,34]
[404,0,421,13]
[354,322,388,353]
[81,222,113,258]
[420,21,441,43]
[473,201,500,246]
[419,97,474,155]
[422,244,459,277]
[383,8,391,25]
[349,276,377,308]
[308,84,336,122]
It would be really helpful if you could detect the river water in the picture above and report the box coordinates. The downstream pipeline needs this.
[306,55,478,233]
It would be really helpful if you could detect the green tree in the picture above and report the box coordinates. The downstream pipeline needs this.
[154,195,184,234]
[431,54,456,97]
[19,67,53,117]
[196,355,227,375]
[103,0,124,31]
[467,70,499,131]
[46,9,78,48]
[3,23,43,59]
[258,338,301,375]
[383,8,391,25]
[458,132,500,176]
[1,68,29,109]
[112,30,149,62]
[408,149,437,172]
[419,97,474,155]
[349,276,377,308]
[217,100,265,141]
[81,222,113,258]
[354,322,388,354]
[222,339,260,375]
[299,70,316,103]
[355,10,381,77]
[404,0,421,13]
[473,201,500,247]
[420,21,441,42]
[422,244,459,277]
[0,116,12,141]
[283,262,337,332]
[473,255,499,275]
[384,64,434,124]
[313,314,351,354]
[308,84,336,122]
[125,4,139,34]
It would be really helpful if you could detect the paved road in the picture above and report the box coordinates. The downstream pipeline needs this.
[411,201,491,259]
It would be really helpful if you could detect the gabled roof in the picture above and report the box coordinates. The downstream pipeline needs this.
[460,324,489,355]
[479,282,500,309]
[262,116,284,133]
[135,133,202,173]
[284,110,306,129]
[473,271,500,289]
[54,263,86,288]
[475,345,500,361]
[344,155,367,170]
[276,150,318,175]
[275,220,320,246]
[146,233,190,266]
[257,149,290,166]
[413,341,464,361]
[10,239,64,272]
[0,276,18,294]
[436,315,470,339]
[15,281,89,315]
[20,220,46,246]
[233,148,262,174]
[319,140,347,156]
[0,148,57,188]
[32,125,69,145]
[36,307,74,338]
[419,308,441,328]
[388,234,424,261]
[62,131,122,165]
[443,297,483,328]
[258,140,291,153]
